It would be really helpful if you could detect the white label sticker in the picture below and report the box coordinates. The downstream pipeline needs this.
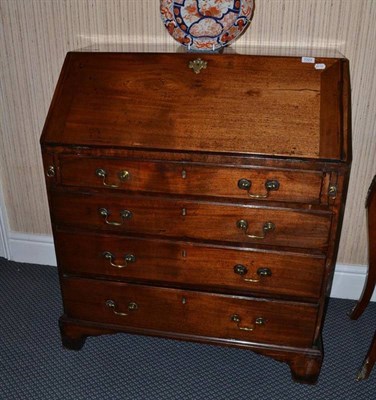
[314,63,326,70]
[301,57,315,63]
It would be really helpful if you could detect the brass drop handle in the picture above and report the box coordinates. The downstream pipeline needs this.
[238,178,280,199]
[105,299,138,316]
[231,314,266,331]
[236,219,275,239]
[103,251,136,269]
[96,168,130,188]
[233,264,272,282]
[98,208,133,226]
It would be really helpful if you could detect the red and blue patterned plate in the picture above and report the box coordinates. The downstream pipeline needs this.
[160,0,255,51]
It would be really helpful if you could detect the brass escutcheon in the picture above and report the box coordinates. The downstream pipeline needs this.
[189,58,207,74]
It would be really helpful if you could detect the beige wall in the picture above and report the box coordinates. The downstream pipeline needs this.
[0,0,375,265]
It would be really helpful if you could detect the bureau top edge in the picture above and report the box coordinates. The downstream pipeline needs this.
[40,52,351,163]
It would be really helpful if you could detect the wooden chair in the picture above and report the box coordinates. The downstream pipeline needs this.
[348,175,376,380]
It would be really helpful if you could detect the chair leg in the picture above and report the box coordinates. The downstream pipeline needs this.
[349,186,376,320]
[348,265,376,320]
[351,176,376,379]
[356,331,376,381]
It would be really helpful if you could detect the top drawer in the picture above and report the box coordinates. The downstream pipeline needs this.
[57,156,326,204]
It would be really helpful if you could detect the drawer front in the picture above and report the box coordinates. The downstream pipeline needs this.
[62,278,318,347]
[58,156,325,204]
[51,192,332,249]
[55,231,325,300]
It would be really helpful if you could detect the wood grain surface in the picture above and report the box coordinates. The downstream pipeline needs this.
[50,191,332,250]
[58,152,326,204]
[41,49,349,384]
[42,53,342,159]
[54,230,326,300]
[0,0,375,266]
[61,277,318,348]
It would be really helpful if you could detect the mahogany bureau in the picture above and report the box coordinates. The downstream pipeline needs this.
[40,51,351,384]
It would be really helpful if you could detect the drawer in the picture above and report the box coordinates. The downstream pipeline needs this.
[51,192,332,249]
[62,278,318,347]
[58,155,325,204]
[55,231,325,300]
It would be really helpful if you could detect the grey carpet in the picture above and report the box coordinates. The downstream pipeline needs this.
[0,257,375,399]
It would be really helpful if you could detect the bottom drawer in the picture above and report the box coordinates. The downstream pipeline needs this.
[62,278,318,347]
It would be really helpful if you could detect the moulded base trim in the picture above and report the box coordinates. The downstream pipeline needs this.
[8,232,57,266]
[0,186,10,259]
[0,224,6,258]
[331,263,375,302]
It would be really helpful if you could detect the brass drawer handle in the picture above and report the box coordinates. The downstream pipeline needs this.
[96,168,130,188]
[236,219,275,239]
[233,264,272,283]
[102,251,136,269]
[105,299,138,316]
[238,178,280,199]
[231,314,266,331]
[98,208,132,226]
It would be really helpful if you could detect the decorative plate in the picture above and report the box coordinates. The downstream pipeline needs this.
[160,0,255,52]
